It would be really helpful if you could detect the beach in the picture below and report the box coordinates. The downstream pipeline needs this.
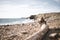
[0,12,60,40]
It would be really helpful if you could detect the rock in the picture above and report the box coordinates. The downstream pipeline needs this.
[29,15,36,19]
[21,31,28,34]
[49,33,57,38]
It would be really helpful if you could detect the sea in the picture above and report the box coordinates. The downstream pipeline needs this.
[0,18,34,25]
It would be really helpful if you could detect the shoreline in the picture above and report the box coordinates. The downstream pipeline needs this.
[0,12,60,40]
[0,18,34,25]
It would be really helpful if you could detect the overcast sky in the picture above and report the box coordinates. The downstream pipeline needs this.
[0,0,60,18]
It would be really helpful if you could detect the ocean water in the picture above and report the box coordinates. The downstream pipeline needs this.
[0,18,34,25]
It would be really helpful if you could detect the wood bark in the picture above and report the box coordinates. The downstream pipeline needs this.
[25,24,49,40]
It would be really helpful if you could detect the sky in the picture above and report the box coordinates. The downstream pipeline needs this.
[0,0,60,18]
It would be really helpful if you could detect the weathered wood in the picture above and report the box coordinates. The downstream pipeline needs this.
[25,24,49,40]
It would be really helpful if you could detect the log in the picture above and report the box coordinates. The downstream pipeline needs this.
[25,24,49,40]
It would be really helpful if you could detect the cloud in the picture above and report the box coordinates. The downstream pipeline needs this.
[0,4,60,18]
[0,0,60,18]
[53,0,60,3]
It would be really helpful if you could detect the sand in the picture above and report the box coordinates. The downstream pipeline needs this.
[0,12,60,40]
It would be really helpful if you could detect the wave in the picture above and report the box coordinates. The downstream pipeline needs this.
[0,18,34,25]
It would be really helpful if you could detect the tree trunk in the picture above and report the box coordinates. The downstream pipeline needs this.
[25,24,49,40]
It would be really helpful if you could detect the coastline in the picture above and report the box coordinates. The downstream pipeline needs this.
[0,12,60,40]
[0,18,34,25]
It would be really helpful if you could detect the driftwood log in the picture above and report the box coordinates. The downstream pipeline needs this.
[25,24,49,40]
